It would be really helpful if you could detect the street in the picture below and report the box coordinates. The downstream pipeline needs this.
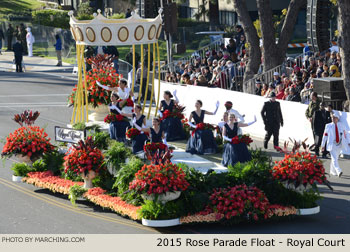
[0,66,349,234]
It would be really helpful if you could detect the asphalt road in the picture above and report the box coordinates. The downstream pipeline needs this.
[0,70,349,234]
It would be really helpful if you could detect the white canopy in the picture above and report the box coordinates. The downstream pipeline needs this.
[69,9,163,46]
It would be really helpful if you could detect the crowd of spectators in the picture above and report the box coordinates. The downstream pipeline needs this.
[164,25,248,90]
[254,49,343,105]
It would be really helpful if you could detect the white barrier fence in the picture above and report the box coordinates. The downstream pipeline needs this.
[154,80,350,154]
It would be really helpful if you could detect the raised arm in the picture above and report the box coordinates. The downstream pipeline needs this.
[205,101,220,115]
[238,116,257,128]
[96,81,118,92]
[173,90,179,104]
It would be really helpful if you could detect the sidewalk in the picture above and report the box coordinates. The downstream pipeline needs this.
[0,51,73,72]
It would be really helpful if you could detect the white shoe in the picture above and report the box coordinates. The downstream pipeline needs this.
[330,172,337,176]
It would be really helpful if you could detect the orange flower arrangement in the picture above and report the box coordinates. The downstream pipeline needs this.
[23,171,83,195]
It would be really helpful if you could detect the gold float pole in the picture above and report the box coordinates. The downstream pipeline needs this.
[131,44,136,93]
[76,44,82,122]
[70,43,79,125]
[155,42,161,117]
[81,44,88,122]
[70,44,87,124]
[147,43,156,119]
[138,44,144,104]
[142,44,151,114]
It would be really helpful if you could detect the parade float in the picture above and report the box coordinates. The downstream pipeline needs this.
[0,10,334,228]
[1,109,333,227]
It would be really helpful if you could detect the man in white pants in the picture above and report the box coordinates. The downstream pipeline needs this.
[26,27,34,57]
[321,111,349,177]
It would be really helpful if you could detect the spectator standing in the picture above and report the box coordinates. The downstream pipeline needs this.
[0,27,4,54]
[226,38,236,55]
[125,47,140,67]
[125,9,132,18]
[13,39,23,72]
[261,92,284,149]
[6,24,14,51]
[26,27,34,57]
[312,102,330,157]
[19,24,27,55]
[234,25,244,44]
[54,34,62,66]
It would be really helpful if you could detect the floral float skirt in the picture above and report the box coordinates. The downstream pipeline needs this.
[161,117,186,141]
[221,142,251,167]
[186,129,217,155]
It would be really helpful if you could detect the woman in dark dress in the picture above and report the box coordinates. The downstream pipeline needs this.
[134,117,167,147]
[121,104,148,154]
[221,113,256,167]
[186,100,219,155]
[159,90,186,141]
[108,92,130,142]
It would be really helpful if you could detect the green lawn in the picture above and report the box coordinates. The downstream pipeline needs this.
[0,0,43,14]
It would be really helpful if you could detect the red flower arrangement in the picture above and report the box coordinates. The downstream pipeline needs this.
[104,114,129,124]
[126,128,141,140]
[143,142,168,153]
[1,126,54,161]
[13,110,40,126]
[161,104,185,121]
[272,152,328,187]
[118,98,134,108]
[202,184,272,221]
[231,134,253,146]
[68,67,120,108]
[191,123,215,136]
[64,137,105,176]
[129,163,189,195]
[143,142,172,164]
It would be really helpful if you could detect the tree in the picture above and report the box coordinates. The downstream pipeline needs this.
[231,0,261,93]
[209,0,219,26]
[337,0,350,108]
[194,0,209,22]
[257,0,306,71]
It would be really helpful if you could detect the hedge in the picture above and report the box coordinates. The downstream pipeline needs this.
[32,9,70,29]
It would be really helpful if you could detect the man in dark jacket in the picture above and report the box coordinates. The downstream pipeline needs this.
[6,24,14,51]
[312,102,330,157]
[261,92,284,149]
[13,39,23,72]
